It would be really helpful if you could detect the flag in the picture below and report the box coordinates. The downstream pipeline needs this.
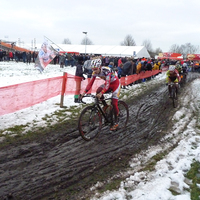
[34,40,57,73]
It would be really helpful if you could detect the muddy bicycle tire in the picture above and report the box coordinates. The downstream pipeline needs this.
[78,106,102,141]
[172,87,178,108]
[118,100,129,129]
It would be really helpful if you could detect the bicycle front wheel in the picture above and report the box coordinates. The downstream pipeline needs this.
[78,106,102,141]
[118,100,129,129]
[172,87,178,108]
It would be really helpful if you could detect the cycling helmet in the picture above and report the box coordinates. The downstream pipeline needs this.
[169,65,175,71]
[183,63,187,67]
[91,59,102,70]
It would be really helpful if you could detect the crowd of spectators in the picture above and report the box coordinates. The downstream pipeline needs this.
[0,49,38,64]
[1,48,199,74]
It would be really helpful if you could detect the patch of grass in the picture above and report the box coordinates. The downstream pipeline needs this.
[0,124,26,135]
[140,151,167,172]
[180,114,186,119]
[186,160,200,200]
[168,188,180,196]
[97,178,123,194]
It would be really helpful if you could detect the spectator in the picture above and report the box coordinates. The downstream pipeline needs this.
[117,63,124,79]
[74,61,85,103]
[108,62,114,70]
[59,53,65,68]
[26,52,32,64]
[22,51,27,63]
[122,59,134,76]
[136,59,142,74]
[0,50,3,61]
[8,51,14,61]
[105,56,110,66]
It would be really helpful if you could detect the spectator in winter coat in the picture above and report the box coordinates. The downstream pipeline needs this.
[153,62,159,70]
[108,62,114,69]
[117,63,124,79]
[146,61,153,71]
[8,51,14,61]
[74,62,86,103]
[136,60,142,74]
[59,54,65,68]
[118,58,122,66]
[26,52,32,64]
[122,59,134,75]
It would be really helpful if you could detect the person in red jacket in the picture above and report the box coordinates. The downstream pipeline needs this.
[80,58,121,131]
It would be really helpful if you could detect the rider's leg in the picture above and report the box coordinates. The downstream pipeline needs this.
[96,85,107,107]
[112,98,119,122]
[168,80,172,97]
[110,98,119,131]
[110,84,121,131]
[175,83,179,93]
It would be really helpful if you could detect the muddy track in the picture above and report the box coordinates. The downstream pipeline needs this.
[0,73,199,200]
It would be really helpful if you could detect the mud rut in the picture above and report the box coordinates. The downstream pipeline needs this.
[0,73,199,200]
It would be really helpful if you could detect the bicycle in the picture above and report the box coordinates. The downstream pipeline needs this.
[168,82,178,108]
[78,94,129,141]
[180,72,187,84]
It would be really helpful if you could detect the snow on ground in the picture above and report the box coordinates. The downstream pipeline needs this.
[0,61,200,200]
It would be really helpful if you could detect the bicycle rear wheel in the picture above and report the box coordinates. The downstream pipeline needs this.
[78,106,102,141]
[118,100,129,129]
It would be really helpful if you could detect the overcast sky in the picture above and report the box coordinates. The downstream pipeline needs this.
[1,0,200,52]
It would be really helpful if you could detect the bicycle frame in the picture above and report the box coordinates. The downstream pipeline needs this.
[78,94,129,141]
[82,95,113,124]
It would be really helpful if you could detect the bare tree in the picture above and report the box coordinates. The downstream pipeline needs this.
[154,47,162,55]
[62,38,71,44]
[142,39,153,52]
[169,44,181,53]
[81,37,93,45]
[120,35,136,46]
[169,43,199,59]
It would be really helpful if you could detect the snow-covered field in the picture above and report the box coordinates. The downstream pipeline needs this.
[0,61,200,200]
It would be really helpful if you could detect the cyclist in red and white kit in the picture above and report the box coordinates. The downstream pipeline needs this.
[80,58,121,131]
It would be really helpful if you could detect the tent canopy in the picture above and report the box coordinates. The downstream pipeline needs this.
[51,44,150,58]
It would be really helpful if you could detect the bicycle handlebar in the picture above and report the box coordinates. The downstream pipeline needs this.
[79,93,113,104]
[80,94,98,104]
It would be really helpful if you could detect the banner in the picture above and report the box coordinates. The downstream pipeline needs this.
[158,52,183,60]
[187,54,200,61]
[34,40,57,72]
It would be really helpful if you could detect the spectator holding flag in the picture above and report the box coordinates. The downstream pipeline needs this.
[35,41,56,72]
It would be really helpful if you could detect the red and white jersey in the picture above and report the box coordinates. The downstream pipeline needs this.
[84,66,119,94]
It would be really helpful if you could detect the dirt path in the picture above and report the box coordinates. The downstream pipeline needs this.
[0,73,199,200]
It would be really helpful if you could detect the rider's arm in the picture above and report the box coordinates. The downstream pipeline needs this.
[82,75,96,96]
[174,69,181,82]
[166,71,170,83]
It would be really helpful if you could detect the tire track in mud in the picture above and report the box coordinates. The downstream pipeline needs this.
[0,73,199,200]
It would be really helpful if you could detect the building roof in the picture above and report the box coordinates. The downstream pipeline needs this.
[51,44,150,58]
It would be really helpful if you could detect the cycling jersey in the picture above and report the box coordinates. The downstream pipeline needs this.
[166,69,181,83]
[175,64,182,74]
[182,66,188,73]
[84,66,120,96]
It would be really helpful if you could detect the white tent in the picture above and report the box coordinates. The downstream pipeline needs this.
[51,44,150,58]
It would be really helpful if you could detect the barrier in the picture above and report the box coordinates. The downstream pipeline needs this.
[0,76,63,116]
[0,70,162,116]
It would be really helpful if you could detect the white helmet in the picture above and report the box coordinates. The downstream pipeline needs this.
[169,65,175,71]
[91,59,102,69]
[183,63,187,67]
